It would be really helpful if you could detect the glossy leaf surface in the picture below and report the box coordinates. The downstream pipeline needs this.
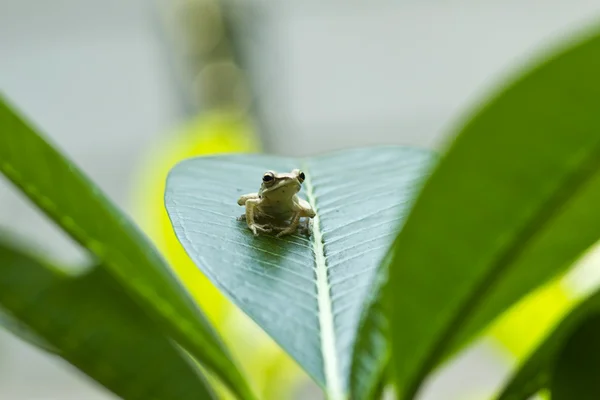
[165,147,436,399]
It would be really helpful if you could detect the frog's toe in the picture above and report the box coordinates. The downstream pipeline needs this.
[276,228,295,238]
[300,224,311,237]
[250,224,273,235]
[258,224,273,233]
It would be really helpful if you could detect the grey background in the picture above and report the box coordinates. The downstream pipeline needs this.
[1,0,599,399]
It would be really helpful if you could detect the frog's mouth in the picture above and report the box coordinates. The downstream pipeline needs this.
[264,180,301,195]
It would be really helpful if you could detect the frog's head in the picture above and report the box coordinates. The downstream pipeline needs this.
[260,169,305,200]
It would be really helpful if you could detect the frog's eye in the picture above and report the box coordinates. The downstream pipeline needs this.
[262,172,275,183]
[298,172,305,183]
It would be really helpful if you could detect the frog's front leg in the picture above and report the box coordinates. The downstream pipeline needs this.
[299,217,312,236]
[276,212,301,237]
[243,198,272,236]
[236,192,256,222]
[297,198,316,219]
[237,192,259,206]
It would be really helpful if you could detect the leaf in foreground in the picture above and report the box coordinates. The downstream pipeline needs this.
[549,312,600,400]
[0,96,253,400]
[497,291,600,400]
[387,26,600,399]
[0,240,214,400]
[165,147,436,399]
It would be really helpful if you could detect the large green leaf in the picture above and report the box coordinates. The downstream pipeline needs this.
[387,26,600,399]
[497,291,600,400]
[548,313,600,400]
[0,240,215,400]
[165,147,436,399]
[0,95,253,399]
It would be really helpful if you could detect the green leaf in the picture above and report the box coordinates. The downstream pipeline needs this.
[549,312,600,400]
[0,240,215,400]
[165,147,437,399]
[0,96,254,399]
[0,306,58,355]
[497,291,600,400]
[387,26,600,399]
[348,253,391,400]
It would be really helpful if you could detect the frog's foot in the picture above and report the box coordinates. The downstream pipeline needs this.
[249,223,273,236]
[275,213,302,238]
[275,226,299,238]
[236,214,247,222]
[264,222,295,237]
[299,218,312,237]
[276,230,293,238]
[267,224,288,232]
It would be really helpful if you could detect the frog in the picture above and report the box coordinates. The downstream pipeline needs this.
[237,169,316,237]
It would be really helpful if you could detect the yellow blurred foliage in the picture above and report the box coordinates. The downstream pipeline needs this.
[485,277,576,361]
[130,110,307,400]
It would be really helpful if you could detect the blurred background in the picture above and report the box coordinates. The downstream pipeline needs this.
[2,0,600,399]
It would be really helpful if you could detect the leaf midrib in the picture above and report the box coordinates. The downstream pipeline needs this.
[303,163,344,400]
[402,141,600,399]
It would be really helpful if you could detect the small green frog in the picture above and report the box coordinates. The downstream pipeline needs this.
[237,169,316,237]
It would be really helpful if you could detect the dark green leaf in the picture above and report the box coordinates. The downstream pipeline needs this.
[549,312,600,400]
[165,147,436,399]
[0,307,58,354]
[387,26,600,399]
[497,291,600,400]
[0,240,215,400]
[0,96,253,399]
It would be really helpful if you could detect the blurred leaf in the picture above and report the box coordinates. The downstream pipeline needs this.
[0,306,58,354]
[133,111,261,326]
[0,96,254,400]
[485,277,575,360]
[0,240,215,400]
[387,26,600,399]
[165,147,436,399]
[496,291,600,400]
[348,253,392,400]
[549,312,600,400]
